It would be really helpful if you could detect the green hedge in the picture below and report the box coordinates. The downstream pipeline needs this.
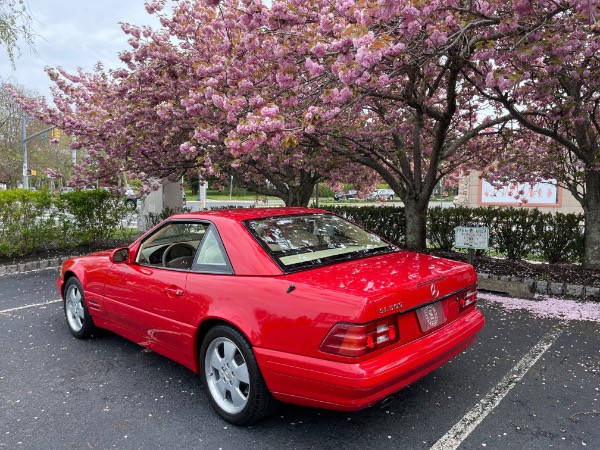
[54,189,133,245]
[0,190,57,257]
[321,205,584,264]
[0,192,584,265]
[323,205,406,246]
[0,189,135,258]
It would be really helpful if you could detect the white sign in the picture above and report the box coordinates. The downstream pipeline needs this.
[480,179,558,205]
[454,227,489,250]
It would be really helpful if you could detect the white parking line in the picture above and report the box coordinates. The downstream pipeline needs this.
[0,299,62,314]
[430,327,563,450]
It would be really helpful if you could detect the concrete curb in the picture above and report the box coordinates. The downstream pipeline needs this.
[2,257,599,301]
[0,257,72,277]
[477,273,600,300]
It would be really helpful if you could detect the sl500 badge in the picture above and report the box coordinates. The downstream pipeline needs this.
[379,302,403,314]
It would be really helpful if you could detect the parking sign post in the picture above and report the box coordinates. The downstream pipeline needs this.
[454,226,489,265]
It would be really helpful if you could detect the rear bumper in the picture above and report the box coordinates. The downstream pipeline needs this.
[254,308,484,411]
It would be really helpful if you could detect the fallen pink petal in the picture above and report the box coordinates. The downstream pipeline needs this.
[479,292,600,323]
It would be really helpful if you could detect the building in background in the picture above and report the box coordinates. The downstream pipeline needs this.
[454,171,583,214]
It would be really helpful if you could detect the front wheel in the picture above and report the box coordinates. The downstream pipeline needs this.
[200,325,277,425]
[63,277,97,339]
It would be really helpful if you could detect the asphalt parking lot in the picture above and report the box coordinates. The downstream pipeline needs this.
[1,268,598,449]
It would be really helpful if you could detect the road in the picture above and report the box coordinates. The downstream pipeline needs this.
[185,199,456,211]
[1,268,598,449]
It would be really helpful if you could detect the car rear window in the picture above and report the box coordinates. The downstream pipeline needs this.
[244,213,394,271]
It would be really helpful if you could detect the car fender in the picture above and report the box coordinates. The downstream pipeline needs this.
[58,254,112,312]
[184,275,368,365]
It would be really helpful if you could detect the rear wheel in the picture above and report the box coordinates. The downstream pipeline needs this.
[200,325,277,425]
[64,277,97,339]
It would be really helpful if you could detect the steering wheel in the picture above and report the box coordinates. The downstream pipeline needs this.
[162,242,196,268]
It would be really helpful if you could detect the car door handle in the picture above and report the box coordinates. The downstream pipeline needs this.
[166,286,184,297]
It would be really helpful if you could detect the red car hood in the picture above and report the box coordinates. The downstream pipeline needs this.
[285,251,476,317]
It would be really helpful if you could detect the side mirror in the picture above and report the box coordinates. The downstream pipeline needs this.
[110,247,130,263]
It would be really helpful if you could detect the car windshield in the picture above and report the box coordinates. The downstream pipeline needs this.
[245,213,394,271]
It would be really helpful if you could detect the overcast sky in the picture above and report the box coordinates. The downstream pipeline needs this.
[1,0,162,100]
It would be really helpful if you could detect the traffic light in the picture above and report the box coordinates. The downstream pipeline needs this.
[26,169,37,176]
[53,128,61,139]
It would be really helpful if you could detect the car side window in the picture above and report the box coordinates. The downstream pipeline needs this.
[136,222,209,270]
[192,226,233,274]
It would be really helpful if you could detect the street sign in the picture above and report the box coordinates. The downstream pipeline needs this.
[454,226,489,250]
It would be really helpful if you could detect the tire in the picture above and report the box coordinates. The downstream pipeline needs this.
[388,195,394,201]
[63,277,97,339]
[200,325,277,425]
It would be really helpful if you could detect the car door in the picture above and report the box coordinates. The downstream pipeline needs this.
[103,221,209,356]
[180,224,234,330]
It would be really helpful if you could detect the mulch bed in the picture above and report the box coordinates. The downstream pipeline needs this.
[426,249,600,288]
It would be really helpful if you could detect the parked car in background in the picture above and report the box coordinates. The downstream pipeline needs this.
[58,207,484,425]
[333,189,358,200]
[124,188,140,209]
[369,189,395,201]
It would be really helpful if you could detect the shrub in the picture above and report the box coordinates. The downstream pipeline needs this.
[325,204,584,265]
[489,208,541,260]
[0,190,58,257]
[54,189,132,245]
[534,212,584,263]
[316,184,335,198]
[427,206,477,251]
[321,205,406,246]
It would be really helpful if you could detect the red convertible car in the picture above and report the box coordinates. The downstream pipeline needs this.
[57,207,484,425]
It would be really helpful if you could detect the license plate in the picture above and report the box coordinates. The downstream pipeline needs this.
[415,301,446,332]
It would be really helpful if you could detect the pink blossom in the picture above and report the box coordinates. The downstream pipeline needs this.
[306,58,325,76]
[355,47,382,68]
[260,104,280,118]
[310,42,328,58]
[406,20,421,36]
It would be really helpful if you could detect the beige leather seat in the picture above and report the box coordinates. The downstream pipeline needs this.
[286,229,319,248]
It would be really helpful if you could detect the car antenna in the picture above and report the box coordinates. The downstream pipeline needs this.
[286,284,296,294]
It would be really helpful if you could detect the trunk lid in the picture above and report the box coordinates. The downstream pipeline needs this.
[285,250,476,318]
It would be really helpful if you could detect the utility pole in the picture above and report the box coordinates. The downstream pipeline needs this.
[22,111,28,189]
[21,111,56,189]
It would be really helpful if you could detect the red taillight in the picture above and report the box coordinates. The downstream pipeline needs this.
[458,285,478,312]
[319,316,399,357]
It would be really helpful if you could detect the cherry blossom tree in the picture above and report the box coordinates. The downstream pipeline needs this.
[20,0,595,255]
[469,0,600,268]
[204,0,566,249]
[18,0,378,204]
[151,0,379,205]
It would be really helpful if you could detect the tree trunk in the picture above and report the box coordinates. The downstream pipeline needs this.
[235,170,318,207]
[403,197,428,250]
[582,171,600,269]
[285,177,317,207]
